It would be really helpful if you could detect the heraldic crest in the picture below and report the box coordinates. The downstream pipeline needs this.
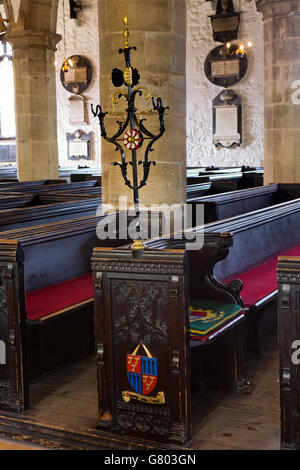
[122,343,165,405]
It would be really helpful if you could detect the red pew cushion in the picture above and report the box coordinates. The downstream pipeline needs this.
[224,243,300,307]
[26,273,93,321]
[189,300,244,343]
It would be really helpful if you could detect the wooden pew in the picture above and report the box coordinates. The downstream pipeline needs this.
[0,195,102,231]
[49,186,102,198]
[0,212,163,414]
[186,180,240,200]
[156,199,300,354]
[0,179,65,189]
[187,167,264,190]
[70,174,101,185]
[91,234,249,446]
[0,180,100,194]
[188,183,300,224]
[58,166,101,182]
[277,256,300,450]
[91,198,300,446]
[0,193,38,210]
[186,171,243,187]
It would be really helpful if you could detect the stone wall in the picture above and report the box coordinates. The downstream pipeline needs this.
[257,0,300,184]
[99,0,187,208]
[55,0,101,168]
[186,0,264,168]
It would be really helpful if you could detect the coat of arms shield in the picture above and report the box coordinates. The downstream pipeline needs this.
[127,344,158,396]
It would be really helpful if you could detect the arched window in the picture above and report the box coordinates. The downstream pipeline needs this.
[0,40,16,162]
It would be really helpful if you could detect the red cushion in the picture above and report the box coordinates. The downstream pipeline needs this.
[26,273,93,321]
[224,243,300,307]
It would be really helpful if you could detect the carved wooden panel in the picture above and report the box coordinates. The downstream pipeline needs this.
[0,243,27,412]
[92,249,191,445]
[278,256,300,450]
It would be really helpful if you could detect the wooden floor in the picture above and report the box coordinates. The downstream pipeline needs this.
[0,438,45,450]
[3,332,279,451]
[190,335,280,450]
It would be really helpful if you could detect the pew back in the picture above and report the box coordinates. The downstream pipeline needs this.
[0,196,101,232]
[188,183,300,224]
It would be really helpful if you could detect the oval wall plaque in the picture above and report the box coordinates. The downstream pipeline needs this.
[204,44,248,88]
[60,55,93,94]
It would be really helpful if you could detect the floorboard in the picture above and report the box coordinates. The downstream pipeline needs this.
[8,331,280,450]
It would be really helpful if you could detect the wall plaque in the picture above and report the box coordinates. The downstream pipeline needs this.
[69,95,86,125]
[204,44,248,88]
[213,89,242,148]
[66,129,92,160]
[60,55,93,94]
[211,59,240,78]
[209,0,240,43]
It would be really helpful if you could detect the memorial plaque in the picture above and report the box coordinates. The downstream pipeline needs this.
[60,55,93,95]
[64,66,87,84]
[209,1,240,43]
[211,16,239,34]
[214,107,240,147]
[211,59,240,78]
[204,45,248,88]
[212,89,242,148]
[67,129,92,160]
[69,95,86,124]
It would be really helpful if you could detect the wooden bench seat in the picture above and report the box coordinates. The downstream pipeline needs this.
[224,242,300,307]
[26,273,93,321]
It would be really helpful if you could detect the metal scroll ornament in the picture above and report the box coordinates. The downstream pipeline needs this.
[91,17,168,239]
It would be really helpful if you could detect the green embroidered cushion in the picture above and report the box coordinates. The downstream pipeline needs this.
[189,299,244,342]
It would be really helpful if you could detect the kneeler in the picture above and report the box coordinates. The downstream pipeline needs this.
[189,300,244,342]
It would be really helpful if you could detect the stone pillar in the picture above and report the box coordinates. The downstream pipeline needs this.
[256,0,300,184]
[7,31,61,181]
[99,0,186,208]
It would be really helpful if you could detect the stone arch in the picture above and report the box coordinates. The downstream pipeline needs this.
[3,0,59,33]
[3,0,61,181]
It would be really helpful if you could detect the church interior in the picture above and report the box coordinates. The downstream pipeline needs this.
[0,0,299,452]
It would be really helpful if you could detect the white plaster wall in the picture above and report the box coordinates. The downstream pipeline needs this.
[55,0,101,168]
[187,0,264,168]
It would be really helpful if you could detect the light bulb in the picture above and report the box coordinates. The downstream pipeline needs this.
[62,59,69,72]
